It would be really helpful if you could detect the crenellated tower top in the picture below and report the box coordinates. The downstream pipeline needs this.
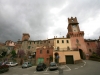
[67,17,84,38]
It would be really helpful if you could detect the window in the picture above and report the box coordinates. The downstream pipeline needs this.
[47,58,49,60]
[67,46,70,50]
[40,50,42,54]
[47,50,49,54]
[57,47,59,50]
[76,39,79,43]
[30,42,31,44]
[34,41,35,44]
[48,41,50,43]
[87,43,89,45]
[66,40,69,43]
[62,40,64,43]
[57,40,59,43]
[28,46,30,49]
[89,49,92,52]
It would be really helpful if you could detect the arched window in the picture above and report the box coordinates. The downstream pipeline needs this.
[76,39,79,43]
[57,47,59,50]
[87,43,89,45]
[67,46,70,50]
[47,50,49,54]
[40,50,42,54]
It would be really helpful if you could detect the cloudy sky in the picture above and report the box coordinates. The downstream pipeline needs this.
[0,0,100,42]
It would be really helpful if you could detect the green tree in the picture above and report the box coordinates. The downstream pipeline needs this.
[11,50,16,58]
[0,46,8,58]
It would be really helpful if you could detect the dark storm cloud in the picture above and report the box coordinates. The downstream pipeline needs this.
[0,0,100,42]
[58,0,100,38]
[0,0,67,42]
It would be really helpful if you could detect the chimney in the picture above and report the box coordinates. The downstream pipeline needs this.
[56,36,57,38]
[63,36,64,38]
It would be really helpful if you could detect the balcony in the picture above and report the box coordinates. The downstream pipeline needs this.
[54,48,79,52]
[54,48,71,51]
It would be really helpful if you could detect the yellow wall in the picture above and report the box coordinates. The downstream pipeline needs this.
[54,38,71,50]
[53,51,81,63]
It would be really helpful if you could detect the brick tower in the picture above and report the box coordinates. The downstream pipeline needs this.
[67,17,88,59]
[22,33,30,41]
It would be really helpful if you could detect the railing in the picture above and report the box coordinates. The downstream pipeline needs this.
[54,48,70,51]
[54,48,79,51]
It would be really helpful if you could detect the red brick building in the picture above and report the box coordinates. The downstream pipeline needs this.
[85,39,97,56]
[36,46,53,65]
[67,17,88,59]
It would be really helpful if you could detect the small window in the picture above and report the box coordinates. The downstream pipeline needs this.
[40,50,42,54]
[47,50,49,54]
[87,43,89,45]
[47,58,49,60]
[28,46,30,49]
[89,49,92,52]
[62,40,64,43]
[30,42,31,44]
[48,41,50,43]
[57,40,59,43]
[57,47,59,50]
[76,39,79,43]
[66,40,69,43]
[34,41,35,44]
[67,46,70,50]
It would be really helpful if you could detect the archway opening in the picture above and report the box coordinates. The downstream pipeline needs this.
[79,49,84,59]
[54,52,59,63]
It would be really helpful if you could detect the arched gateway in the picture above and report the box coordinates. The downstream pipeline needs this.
[79,49,85,59]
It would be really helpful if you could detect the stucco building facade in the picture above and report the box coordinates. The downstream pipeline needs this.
[36,46,53,65]
[15,17,100,65]
[53,36,81,64]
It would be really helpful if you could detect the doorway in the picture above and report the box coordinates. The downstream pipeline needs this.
[79,49,84,59]
[65,55,74,64]
[37,58,44,64]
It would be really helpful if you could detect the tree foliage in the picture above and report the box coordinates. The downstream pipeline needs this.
[17,50,25,58]
[0,46,8,58]
[27,51,31,56]
[11,50,16,58]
